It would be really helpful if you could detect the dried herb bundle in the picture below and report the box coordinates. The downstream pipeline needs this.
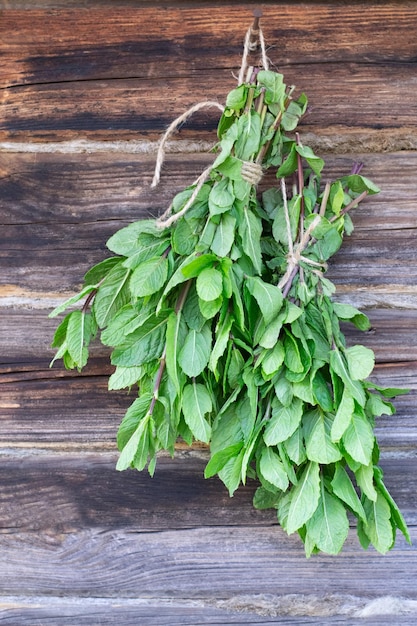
[49,61,410,555]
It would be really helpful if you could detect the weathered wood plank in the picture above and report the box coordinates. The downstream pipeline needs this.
[1,220,415,297]
[2,64,417,142]
[0,526,415,598]
[0,452,415,533]
[1,152,416,305]
[2,152,416,230]
[2,6,417,88]
[0,363,415,447]
[1,310,417,370]
[0,596,415,626]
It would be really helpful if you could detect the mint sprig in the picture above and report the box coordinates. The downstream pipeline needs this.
[49,67,410,556]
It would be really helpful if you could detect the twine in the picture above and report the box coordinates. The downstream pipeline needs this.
[153,21,269,229]
[237,22,269,85]
[151,101,225,188]
[240,161,263,185]
[278,179,327,290]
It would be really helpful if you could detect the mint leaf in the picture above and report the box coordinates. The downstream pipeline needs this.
[259,446,289,491]
[306,483,349,555]
[182,382,212,443]
[178,324,212,377]
[246,276,283,325]
[130,257,168,297]
[286,461,320,534]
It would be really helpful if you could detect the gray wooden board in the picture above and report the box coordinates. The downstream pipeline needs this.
[0,597,416,626]
[0,526,415,598]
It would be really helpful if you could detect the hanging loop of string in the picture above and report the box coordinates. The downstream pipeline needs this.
[153,15,270,229]
[237,13,269,85]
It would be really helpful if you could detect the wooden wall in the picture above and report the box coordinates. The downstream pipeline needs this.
[1,2,416,624]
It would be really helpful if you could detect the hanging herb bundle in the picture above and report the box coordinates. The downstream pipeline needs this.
[49,27,410,556]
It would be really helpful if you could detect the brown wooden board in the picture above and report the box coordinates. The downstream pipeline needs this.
[0,452,416,533]
[2,65,417,143]
[2,6,417,88]
[0,363,415,448]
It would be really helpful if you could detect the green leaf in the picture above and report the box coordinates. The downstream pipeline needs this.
[204,442,244,479]
[345,345,375,380]
[304,410,342,464]
[218,448,245,496]
[178,324,212,377]
[362,492,394,554]
[199,296,223,320]
[210,213,236,257]
[340,174,380,196]
[332,302,371,331]
[331,387,355,442]
[283,331,304,374]
[165,311,187,393]
[257,70,286,105]
[274,372,293,407]
[209,314,233,376]
[108,365,143,390]
[181,253,218,279]
[253,485,281,510]
[66,310,93,370]
[373,466,411,544]
[111,314,167,367]
[331,464,366,522]
[286,461,320,534]
[196,266,223,302]
[123,235,170,270]
[225,84,247,110]
[182,382,212,443]
[306,484,349,554]
[330,349,366,406]
[296,144,324,175]
[238,208,263,275]
[342,411,375,465]
[235,111,262,160]
[208,178,235,215]
[107,220,161,256]
[245,276,283,325]
[283,427,306,465]
[272,195,301,246]
[83,257,122,286]
[172,219,198,256]
[263,397,303,446]
[311,369,333,412]
[355,463,378,502]
[130,256,168,298]
[48,285,97,318]
[93,263,131,328]
[116,413,151,472]
[259,446,289,491]
[261,342,285,378]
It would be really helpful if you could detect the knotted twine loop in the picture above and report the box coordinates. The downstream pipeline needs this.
[237,19,270,85]
[151,101,225,189]
[278,179,327,290]
[153,21,269,229]
[240,161,263,185]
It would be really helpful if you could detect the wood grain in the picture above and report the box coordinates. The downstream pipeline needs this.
[2,65,417,143]
[2,6,417,88]
[0,452,416,534]
[0,363,415,447]
[0,526,415,598]
[0,597,415,626]
[1,3,417,622]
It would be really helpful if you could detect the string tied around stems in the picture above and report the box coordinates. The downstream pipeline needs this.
[278,179,327,292]
[152,17,269,229]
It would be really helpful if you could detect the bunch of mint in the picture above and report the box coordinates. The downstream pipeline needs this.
[50,68,410,556]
